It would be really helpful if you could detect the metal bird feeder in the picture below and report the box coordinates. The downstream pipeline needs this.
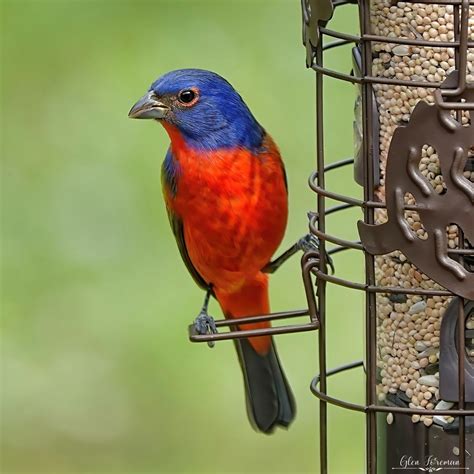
[302,0,474,472]
[187,0,473,472]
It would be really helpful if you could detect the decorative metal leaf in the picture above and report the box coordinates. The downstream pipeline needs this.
[358,78,474,300]
[301,0,334,67]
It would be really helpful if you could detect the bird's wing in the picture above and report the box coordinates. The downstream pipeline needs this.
[262,132,288,193]
[166,208,208,290]
[161,148,208,291]
[280,158,288,193]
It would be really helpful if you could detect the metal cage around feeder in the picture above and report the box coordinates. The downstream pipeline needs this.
[187,0,473,473]
[303,0,474,472]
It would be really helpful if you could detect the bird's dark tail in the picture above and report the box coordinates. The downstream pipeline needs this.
[216,273,296,433]
[234,337,296,434]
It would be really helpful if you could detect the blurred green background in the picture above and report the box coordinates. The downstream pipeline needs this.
[2,1,366,472]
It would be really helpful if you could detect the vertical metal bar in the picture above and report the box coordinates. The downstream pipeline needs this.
[359,1,378,472]
[315,37,328,474]
[454,3,460,67]
[444,0,469,97]
[458,297,466,470]
[453,3,463,125]
[453,4,466,470]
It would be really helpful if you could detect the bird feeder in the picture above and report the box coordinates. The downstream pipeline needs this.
[303,0,474,472]
[186,0,473,471]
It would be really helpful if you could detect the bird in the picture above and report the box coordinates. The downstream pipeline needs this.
[129,68,296,433]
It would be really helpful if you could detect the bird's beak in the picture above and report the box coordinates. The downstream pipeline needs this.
[128,91,170,119]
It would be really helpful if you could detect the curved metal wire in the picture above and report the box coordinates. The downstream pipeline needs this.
[304,1,473,471]
[310,0,474,107]
[310,361,474,416]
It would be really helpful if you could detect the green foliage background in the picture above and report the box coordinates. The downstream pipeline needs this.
[2,1,366,472]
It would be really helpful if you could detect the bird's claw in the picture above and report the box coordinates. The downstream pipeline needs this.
[194,311,217,348]
[297,233,321,253]
[297,233,335,274]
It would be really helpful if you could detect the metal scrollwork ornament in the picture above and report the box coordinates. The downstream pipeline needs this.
[301,0,334,67]
[358,73,474,300]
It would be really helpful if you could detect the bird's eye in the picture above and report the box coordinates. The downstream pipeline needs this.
[178,89,197,104]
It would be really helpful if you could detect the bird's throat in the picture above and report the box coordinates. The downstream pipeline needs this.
[161,122,188,155]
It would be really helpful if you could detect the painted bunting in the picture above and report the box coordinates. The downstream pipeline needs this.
[129,69,300,433]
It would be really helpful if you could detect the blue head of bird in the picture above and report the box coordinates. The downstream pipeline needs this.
[128,68,264,151]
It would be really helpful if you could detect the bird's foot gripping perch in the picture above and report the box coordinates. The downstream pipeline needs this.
[193,287,217,348]
[262,233,334,274]
[298,234,335,273]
